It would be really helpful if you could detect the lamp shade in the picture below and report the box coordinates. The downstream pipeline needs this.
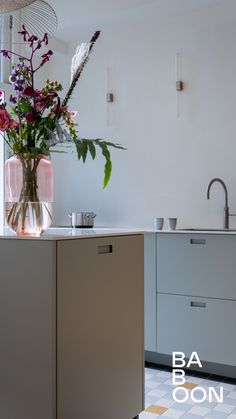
[0,0,36,13]
[11,0,58,37]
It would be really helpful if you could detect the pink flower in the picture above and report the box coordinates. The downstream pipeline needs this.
[36,90,57,102]
[0,90,4,105]
[35,102,45,111]
[44,91,57,101]
[10,120,19,129]
[0,50,11,59]
[69,110,77,117]
[0,109,12,131]
[53,104,66,115]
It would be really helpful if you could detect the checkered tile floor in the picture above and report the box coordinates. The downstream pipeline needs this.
[141,365,236,418]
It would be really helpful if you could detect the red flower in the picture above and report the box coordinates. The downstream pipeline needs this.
[28,35,38,48]
[44,91,57,101]
[23,87,41,97]
[42,33,48,45]
[18,24,29,42]
[25,112,37,122]
[33,90,57,112]
[0,109,12,131]
[36,41,42,50]
[40,50,53,66]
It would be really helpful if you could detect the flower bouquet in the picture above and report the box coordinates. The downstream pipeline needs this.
[0,26,124,236]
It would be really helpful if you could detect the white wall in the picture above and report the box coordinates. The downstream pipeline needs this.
[49,0,236,229]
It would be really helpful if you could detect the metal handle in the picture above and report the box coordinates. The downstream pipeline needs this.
[98,245,113,254]
[190,239,206,245]
[190,301,206,308]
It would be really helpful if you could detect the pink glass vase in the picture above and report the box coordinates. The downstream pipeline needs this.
[5,155,53,236]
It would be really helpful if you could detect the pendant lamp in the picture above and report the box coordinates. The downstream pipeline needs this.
[10,0,58,37]
[0,0,36,13]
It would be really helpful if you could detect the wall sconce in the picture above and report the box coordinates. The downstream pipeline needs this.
[176,80,184,91]
[106,67,114,126]
[175,52,184,117]
[106,93,114,103]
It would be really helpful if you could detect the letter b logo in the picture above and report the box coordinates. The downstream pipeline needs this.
[172,369,185,385]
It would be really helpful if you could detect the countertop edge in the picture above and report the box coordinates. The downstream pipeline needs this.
[0,230,145,240]
[2,226,236,239]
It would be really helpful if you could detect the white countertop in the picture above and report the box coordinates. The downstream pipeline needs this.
[1,226,236,239]
[0,227,145,240]
[147,228,236,235]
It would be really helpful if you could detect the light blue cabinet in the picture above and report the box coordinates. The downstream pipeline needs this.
[144,233,157,352]
[157,233,236,299]
[157,293,236,366]
[145,232,236,377]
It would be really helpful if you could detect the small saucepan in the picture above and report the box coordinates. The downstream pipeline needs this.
[68,212,96,228]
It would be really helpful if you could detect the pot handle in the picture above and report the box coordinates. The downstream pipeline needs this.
[92,213,96,218]
[68,213,72,218]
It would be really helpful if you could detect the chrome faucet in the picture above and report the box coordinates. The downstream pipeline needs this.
[207,178,229,229]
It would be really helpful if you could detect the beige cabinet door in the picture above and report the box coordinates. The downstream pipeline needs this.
[0,239,56,419]
[57,235,144,419]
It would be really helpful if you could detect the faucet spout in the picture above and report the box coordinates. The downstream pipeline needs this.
[207,178,228,207]
[207,178,229,229]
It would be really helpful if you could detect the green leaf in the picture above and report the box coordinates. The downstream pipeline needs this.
[20,99,30,114]
[100,143,112,188]
[74,137,125,187]
[81,140,88,163]
[94,139,126,150]
[88,141,96,159]
[74,140,83,160]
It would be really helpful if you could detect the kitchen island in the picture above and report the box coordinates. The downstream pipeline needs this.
[0,229,144,419]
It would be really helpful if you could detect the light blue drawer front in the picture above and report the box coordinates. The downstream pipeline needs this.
[157,234,236,300]
[157,293,236,366]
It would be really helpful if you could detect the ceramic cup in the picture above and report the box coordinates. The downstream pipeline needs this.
[154,217,164,230]
[168,217,177,230]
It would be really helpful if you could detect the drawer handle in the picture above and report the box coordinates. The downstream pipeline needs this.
[190,239,206,245]
[98,244,113,254]
[190,301,206,308]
